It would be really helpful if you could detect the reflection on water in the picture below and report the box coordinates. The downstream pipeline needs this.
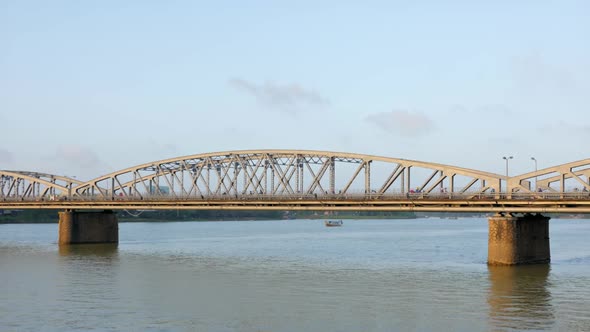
[2,219,590,331]
[488,265,554,331]
[55,244,122,331]
[58,243,119,257]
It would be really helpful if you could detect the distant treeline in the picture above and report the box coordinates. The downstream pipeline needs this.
[0,209,61,223]
[2,209,585,224]
[0,209,417,223]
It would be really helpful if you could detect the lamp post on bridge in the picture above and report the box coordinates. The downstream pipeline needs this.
[531,157,538,191]
[502,156,513,193]
[502,156,513,177]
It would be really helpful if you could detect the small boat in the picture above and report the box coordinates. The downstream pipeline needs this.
[325,220,343,227]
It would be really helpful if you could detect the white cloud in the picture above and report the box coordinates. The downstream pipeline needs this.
[145,140,178,156]
[538,121,590,135]
[509,53,589,118]
[365,110,435,137]
[54,145,102,169]
[511,54,583,96]
[229,78,329,113]
[448,104,514,116]
[0,148,13,164]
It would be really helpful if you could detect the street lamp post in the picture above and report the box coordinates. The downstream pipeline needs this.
[502,156,513,193]
[531,157,538,191]
[503,156,513,177]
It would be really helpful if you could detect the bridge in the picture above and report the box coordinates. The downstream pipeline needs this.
[2,149,590,265]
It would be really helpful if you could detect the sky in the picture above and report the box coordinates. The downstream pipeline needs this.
[1,1,589,180]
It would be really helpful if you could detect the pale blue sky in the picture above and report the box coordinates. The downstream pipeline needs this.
[1,1,588,179]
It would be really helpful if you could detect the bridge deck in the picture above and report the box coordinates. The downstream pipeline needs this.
[3,195,590,213]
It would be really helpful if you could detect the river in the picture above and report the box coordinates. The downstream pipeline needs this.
[1,218,589,331]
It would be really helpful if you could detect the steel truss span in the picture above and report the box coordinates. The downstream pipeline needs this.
[2,150,590,212]
[73,150,505,199]
[0,170,82,201]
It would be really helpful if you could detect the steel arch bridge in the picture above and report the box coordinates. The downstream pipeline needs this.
[2,150,590,212]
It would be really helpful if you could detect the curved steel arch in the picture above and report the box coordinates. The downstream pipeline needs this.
[5,171,84,186]
[73,149,505,199]
[508,158,590,193]
[0,170,80,200]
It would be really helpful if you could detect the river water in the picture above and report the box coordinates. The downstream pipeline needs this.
[1,218,589,331]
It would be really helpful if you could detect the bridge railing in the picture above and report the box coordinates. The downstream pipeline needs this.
[3,191,590,202]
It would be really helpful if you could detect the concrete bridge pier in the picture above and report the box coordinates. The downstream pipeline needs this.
[58,210,118,245]
[488,213,550,265]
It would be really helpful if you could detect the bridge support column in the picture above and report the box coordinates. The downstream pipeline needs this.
[58,210,118,245]
[488,214,550,265]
